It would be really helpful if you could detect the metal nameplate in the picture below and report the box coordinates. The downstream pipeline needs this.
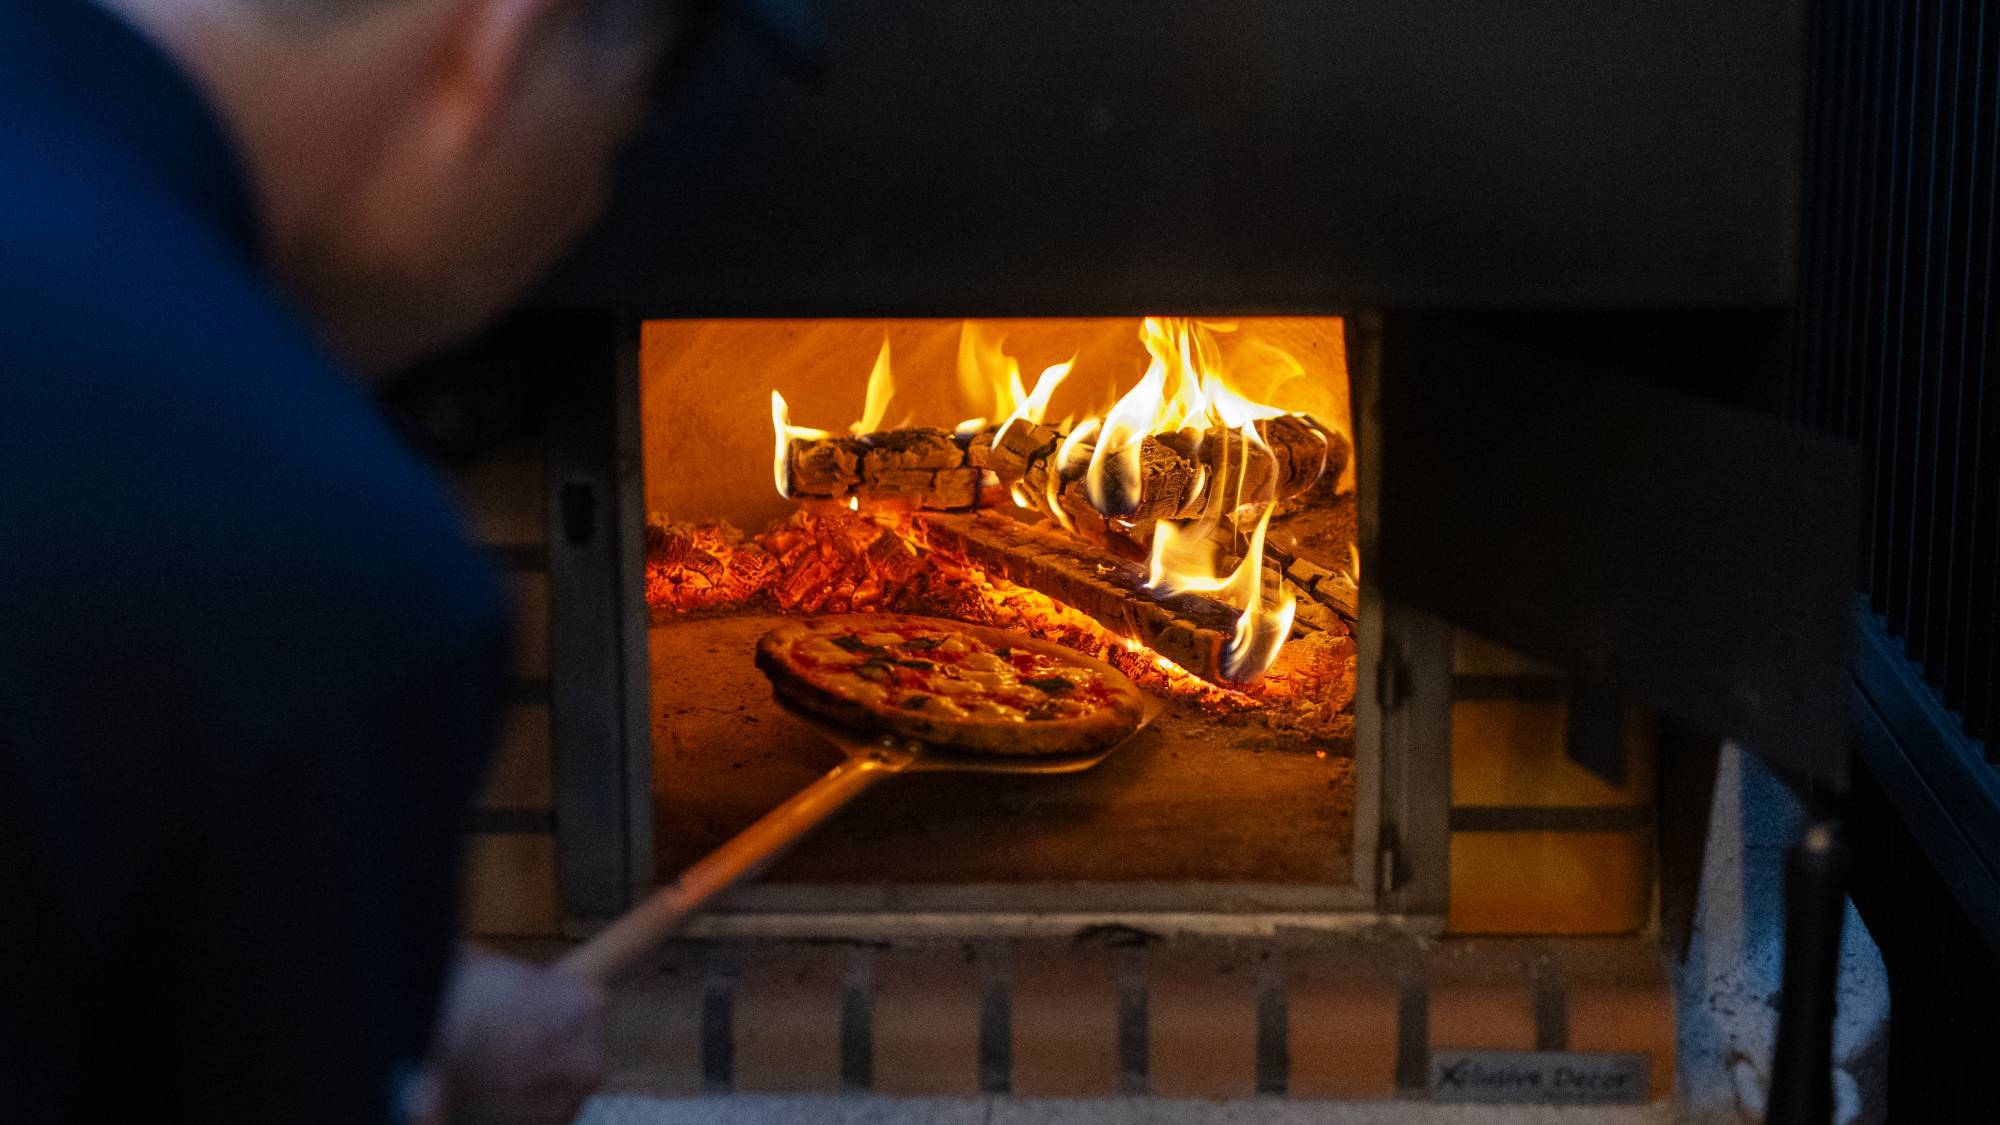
[1430,1050,1649,1105]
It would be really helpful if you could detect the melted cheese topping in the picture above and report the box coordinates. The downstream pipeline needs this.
[790,623,1110,723]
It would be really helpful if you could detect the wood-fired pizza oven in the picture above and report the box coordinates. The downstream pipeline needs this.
[401,0,1869,1109]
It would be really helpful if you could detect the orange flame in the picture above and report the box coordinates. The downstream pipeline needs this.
[1049,418,1100,536]
[770,390,829,499]
[1143,438,1300,683]
[1084,318,1287,515]
[956,322,1074,434]
[1011,358,1074,429]
[849,337,896,436]
[773,334,900,496]
[769,317,1328,686]
[1147,503,1298,682]
[1084,319,1298,682]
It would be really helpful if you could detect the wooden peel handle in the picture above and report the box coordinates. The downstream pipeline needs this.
[557,751,907,983]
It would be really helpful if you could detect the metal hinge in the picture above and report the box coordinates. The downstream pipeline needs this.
[1376,651,1410,710]
[1377,825,1404,892]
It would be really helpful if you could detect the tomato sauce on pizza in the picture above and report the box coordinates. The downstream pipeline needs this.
[756,614,1146,756]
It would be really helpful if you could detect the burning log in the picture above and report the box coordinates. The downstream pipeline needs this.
[1134,523,1357,628]
[1264,543,1360,626]
[990,417,1360,626]
[918,510,1278,685]
[774,424,1360,631]
[782,426,988,510]
[990,414,1346,522]
[779,414,1350,523]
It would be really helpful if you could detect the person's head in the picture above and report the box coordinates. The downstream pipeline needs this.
[103,0,687,372]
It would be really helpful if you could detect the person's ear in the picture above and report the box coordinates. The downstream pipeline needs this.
[423,0,571,155]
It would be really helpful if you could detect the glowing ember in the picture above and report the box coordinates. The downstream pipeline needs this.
[644,506,1354,736]
[643,516,776,613]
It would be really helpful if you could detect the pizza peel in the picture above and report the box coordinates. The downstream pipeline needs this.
[560,667,1163,984]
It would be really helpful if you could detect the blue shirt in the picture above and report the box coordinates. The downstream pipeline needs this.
[0,1,509,1120]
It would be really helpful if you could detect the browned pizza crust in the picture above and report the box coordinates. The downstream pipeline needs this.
[755,614,1146,757]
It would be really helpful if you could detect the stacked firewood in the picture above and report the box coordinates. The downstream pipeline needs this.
[982,414,1342,526]
[782,427,992,510]
[984,414,1356,625]
[776,413,1351,522]
[778,415,1356,621]
[663,410,1355,690]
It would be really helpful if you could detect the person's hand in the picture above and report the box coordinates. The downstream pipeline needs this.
[419,945,607,1125]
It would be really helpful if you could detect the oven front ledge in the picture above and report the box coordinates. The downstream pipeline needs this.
[581,1095,1678,1122]
[582,929,1674,1105]
[668,909,1436,943]
[597,880,1398,939]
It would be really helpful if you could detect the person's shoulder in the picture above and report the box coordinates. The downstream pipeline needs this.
[0,175,501,656]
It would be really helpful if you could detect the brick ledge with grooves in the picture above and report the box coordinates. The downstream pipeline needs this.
[597,934,1674,1104]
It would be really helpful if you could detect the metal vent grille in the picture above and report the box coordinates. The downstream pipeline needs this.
[1792,0,2000,746]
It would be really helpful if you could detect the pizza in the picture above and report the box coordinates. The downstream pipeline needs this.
[755,614,1147,756]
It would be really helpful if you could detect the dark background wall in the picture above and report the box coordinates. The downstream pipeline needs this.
[1790,0,2000,1117]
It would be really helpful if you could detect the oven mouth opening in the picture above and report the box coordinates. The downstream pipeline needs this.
[639,316,1363,919]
